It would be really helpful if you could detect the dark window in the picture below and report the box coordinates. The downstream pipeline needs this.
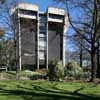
[49,14,64,19]
[19,9,37,16]
[40,32,46,35]
[39,37,46,41]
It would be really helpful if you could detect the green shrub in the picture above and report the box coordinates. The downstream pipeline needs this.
[64,61,90,80]
[18,71,40,80]
[48,60,64,81]
[65,61,82,72]
[18,70,48,80]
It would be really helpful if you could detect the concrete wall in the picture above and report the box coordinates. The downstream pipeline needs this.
[48,30,60,61]
[48,22,63,62]
[48,7,65,15]
[11,3,38,15]
[20,18,37,65]
[11,3,68,69]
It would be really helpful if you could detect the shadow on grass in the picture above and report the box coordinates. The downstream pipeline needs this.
[7,71,16,76]
[0,83,99,100]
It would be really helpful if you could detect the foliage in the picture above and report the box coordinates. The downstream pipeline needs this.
[0,39,6,65]
[0,71,47,80]
[0,0,5,4]
[54,0,100,81]
[48,60,64,81]
[17,70,47,80]
[0,39,15,67]
[0,28,5,38]
[64,61,90,80]
[65,61,82,72]
[19,71,40,80]
[0,71,16,80]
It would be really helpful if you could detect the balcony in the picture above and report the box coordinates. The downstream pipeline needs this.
[39,41,46,47]
[39,52,45,60]
[48,14,64,23]
[48,7,65,15]
[18,13,37,19]
[39,34,46,37]
[48,18,63,23]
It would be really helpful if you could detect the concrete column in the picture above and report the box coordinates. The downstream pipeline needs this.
[46,13,49,70]
[62,16,66,67]
[62,15,69,67]
[37,12,39,70]
[18,7,22,71]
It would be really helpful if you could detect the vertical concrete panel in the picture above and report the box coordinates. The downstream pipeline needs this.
[48,30,60,61]
[21,19,37,65]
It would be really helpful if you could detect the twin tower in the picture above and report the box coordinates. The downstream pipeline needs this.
[11,3,69,70]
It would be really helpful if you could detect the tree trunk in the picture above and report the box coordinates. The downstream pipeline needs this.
[80,44,83,67]
[16,59,19,80]
[97,40,100,78]
[90,46,97,81]
[14,39,19,80]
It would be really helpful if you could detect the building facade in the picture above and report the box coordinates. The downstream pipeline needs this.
[11,3,69,70]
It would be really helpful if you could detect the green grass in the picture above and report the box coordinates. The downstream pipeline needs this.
[0,80,100,100]
[0,71,46,80]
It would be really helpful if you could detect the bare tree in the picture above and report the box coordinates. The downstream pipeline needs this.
[0,0,23,79]
[0,27,5,38]
[0,0,37,79]
[0,0,6,4]
[53,0,100,81]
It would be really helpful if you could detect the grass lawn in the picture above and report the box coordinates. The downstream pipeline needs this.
[0,80,100,100]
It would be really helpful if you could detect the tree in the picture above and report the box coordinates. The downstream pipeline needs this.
[0,28,4,38]
[0,39,6,65]
[0,0,21,79]
[0,0,5,4]
[0,0,37,79]
[53,0,100,81]
[97,39,100,78]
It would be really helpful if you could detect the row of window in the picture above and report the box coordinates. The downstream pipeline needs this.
[19,9,37,16]
[49,14,64,19]
[39,49,46,60]
[19,9,64,20]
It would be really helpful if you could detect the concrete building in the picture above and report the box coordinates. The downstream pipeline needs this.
[11,3,69,70]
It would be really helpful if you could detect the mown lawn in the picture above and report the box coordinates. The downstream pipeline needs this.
[0,80,100,100]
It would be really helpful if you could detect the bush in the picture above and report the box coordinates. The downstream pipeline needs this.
[64,61,90,80]
[48,60,64,81]
[18,70,48,80]
[65,61,82,72]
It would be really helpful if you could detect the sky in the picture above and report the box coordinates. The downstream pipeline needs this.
[22,0,65,12]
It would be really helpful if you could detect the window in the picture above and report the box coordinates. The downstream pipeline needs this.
[39,37,46,41]
[40,32,46,35]
[19,9,37,16]
[49,14,64,19]
[39,46,46,50]
[39,23,46,27]
[39,26,46,30]
[39,33,46,37]
[39,41,46,47]
[39,52,45,60]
